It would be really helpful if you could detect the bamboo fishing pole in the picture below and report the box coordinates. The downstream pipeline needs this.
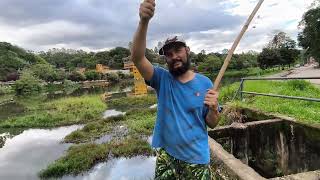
[213,0,264,91]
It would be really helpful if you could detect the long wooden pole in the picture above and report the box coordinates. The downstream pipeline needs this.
[213,0,264,91]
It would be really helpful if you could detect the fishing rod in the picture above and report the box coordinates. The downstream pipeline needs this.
[213,0,264,91]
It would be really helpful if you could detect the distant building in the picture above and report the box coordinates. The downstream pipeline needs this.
[76,68,86,74]
[96,64,110,74]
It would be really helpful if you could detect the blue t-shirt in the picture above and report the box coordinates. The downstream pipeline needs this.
[146,66,215,164]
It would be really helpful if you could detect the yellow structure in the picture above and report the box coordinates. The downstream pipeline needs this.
[124,61,147,96]
[96,64,110,74]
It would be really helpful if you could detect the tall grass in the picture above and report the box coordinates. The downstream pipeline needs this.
[220,80,320,123]
[0,95,107,128]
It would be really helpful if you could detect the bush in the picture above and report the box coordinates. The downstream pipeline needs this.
[106,72,120,83]
[14,70,43,95]
[0,85,13,95]
[67,71,86,82]
[62,79,80,94]
[84,70,102,81]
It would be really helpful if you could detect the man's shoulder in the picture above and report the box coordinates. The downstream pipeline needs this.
[195,73,211,82]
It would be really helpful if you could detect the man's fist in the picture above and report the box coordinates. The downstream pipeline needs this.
[139,0,156,22]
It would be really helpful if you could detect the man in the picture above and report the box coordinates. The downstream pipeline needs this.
[131,0,220,179]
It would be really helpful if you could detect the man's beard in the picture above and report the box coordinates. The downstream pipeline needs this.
[167,57,191,77]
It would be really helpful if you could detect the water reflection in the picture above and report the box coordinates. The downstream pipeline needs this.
[103,109,126,119]
[0,125,83,180]
[62,156,156,180]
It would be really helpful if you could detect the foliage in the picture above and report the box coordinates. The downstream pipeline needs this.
[257,48,281,69]
[0,85,13,95]
[13,70,43,95]
[30,63,60,82]
[198,54,222,72]
[39,137,153,178]
[228,80,320,124]
[62,79,80,94]
[107,95,157,111]
[84,70,102,81]
[67,71,86,82]
[105,72,120,83]
[0,95,106,128]
[298,6,320,64]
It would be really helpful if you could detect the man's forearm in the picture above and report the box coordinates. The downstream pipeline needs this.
[131,20,149,64]
[205,108,220,129]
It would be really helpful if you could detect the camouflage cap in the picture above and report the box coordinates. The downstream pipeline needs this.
[159,36,187,55]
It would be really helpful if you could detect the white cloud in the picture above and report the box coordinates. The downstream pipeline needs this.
[0,0,315,53]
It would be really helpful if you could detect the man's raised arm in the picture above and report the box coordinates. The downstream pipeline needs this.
[130,0,155,81]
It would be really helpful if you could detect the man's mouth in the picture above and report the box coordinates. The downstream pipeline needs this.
[173,62,182,68]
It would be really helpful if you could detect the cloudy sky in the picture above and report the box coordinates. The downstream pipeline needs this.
[0,0,314,53]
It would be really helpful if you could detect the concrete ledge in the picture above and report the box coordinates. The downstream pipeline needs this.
[209,137,266,180]
[270,170,320,180]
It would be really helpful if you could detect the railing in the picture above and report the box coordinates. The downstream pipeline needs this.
[233,77,320,102]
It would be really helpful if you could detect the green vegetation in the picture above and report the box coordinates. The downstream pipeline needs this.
[39,137,153,178]
[298,3,320,65]
[14,70,43,95]
[0,95,106,128]
[0,85,13,95]
[219,80,320,124]
[107,94,157,111]
[64,115,126,143]
[38,95,157,178]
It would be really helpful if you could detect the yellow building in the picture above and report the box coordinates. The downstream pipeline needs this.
[96,64,110,74]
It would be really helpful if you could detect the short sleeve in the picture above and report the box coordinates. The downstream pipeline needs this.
[145,66,166,91]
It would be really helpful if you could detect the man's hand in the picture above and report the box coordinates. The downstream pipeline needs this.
[204,89,220,129]
[139,0,156,22]
[204,89,219,111]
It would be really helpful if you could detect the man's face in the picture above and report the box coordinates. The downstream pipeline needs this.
[164,44,191,77]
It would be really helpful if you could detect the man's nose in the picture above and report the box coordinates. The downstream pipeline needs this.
[171,52,179,60]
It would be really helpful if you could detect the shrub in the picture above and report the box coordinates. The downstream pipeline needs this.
[84,70,102,81]
[106,72,120,83]
[67,71,86,82]
[14,70,43,95]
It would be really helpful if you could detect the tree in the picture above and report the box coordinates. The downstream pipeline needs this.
[14,70,43,95]
[257,48,281,69]
[198,54,222,72]
[30,63,59,82]
[298,6,320,64]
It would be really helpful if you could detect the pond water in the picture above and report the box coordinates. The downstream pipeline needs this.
[62,156,156,180]
[209,120,320,178]
[0,125,83,180]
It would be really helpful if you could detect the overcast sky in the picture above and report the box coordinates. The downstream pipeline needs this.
[0,0,313,53]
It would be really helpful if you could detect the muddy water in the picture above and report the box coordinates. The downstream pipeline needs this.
[0,125,83,180]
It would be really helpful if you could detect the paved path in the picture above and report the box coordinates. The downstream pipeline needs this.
[267,63,320,85]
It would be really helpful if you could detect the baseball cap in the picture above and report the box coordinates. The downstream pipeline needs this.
[159,36,187,55]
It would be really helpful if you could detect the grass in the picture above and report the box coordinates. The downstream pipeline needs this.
[0,95,107,128]
[39,136,154,179]
[64,115,126,143]
[205,67,286,81]
[39,95,158,178]
[107,94,157,111]
[219,80,320,124]
[63,108,157,143]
